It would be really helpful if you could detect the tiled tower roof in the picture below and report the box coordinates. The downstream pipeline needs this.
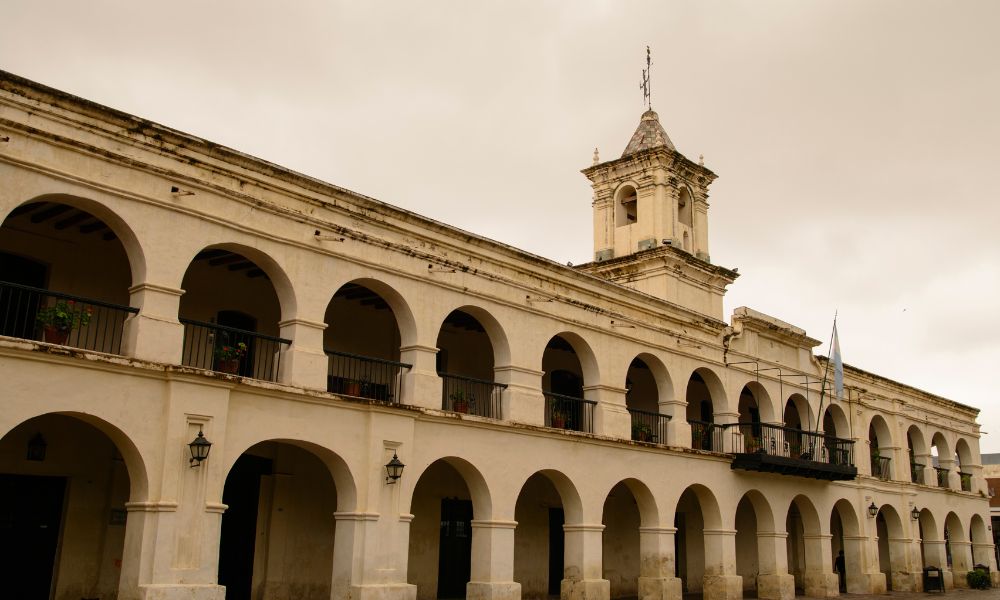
[621,109,675,157]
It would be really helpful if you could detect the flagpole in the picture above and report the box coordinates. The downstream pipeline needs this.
[814,311,837,435]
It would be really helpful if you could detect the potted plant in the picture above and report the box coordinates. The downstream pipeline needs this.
[632,422,653,442]
[36,299,93,345]
[550,408,567,429]
[214,342,247,374]
[450,390,469,413]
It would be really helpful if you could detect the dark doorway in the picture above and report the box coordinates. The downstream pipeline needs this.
[437,498,473,598]
[0,252,48,339]
[548,507,565,596]
[0,474,66,600]
[216,310,258,377]
[218,454,272,600]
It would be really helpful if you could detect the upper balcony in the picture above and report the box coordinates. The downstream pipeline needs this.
[729,422,857,481]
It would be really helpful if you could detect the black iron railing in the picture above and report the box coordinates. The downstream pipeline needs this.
[871,455,892,480]
[439,372,505,419]
[729,422,855,466]
[935,467,950,488]
[181,319,290,382]
[0,281,137,354]
[628,408,670,444]
[911,461,925,484]
[960,472,972,492]
[325,349,410,403]
[543,392,595,433]
[690,420,725,452]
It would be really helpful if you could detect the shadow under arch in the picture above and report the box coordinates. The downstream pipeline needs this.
[437,304,512,368]
[183,242,298,322]
[738,488,776,532]
[788,494,822,534]
[823,403,851,439]
[633,352,674,404]
[516,468,584,524]
[405,455,493,520]
[218,437,358,512]
[907,424,929,457]
[549,331,600,389]
[740,380,775,423]
[6,193,148,284]
[678,483,723,530]
[955,438,974,470]
[603,477,659,527]
[1,410,150,501]
[335,276,418,348]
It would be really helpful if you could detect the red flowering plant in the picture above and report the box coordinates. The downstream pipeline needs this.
[36,299,94,332]
[214,341,248,361]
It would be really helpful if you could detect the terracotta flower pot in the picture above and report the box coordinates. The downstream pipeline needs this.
[551,415,566,429]
[215,358,240,374]
[453,400,469,414]
[43,326,70,345]
[344,381,362,396]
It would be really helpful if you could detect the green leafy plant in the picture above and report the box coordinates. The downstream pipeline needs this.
[36,299,93,331]
[214,342,247,360]
[967,568,990,589]
[632,422,653,441]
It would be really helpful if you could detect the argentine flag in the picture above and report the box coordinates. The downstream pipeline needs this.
[831,321,844,400]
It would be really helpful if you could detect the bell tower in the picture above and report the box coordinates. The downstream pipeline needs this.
[582,108,716,263]
[577,49,737,319]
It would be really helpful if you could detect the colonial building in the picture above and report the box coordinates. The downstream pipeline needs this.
[0,70,993,600]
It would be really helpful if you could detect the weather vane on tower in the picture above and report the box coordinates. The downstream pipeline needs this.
[639,46,652,110]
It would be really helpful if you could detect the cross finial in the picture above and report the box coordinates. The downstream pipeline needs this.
[639,46,652,110]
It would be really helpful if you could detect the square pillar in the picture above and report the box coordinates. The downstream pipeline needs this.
[841,535,875,594]
[888,537,918,591]
[562,524,610,600]
[702,529,742,600]
[756,531,795,600]
[399,344,441,409]
[638,526,683,600]
[333,511,416,600]
[277,318,328,390]
[584,384,630,439]
[123,283,185,364]
[951,540,974,588]
[467,520,520,600]
[495,365,544,425]
[802,534,838,598]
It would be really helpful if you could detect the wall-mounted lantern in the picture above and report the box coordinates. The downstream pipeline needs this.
[385,452,405,484]
[911,506,921,521]
[188,428,212,467]
[26,433,47,461]
[868,501,879,518]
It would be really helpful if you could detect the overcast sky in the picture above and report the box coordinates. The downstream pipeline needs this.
[2,1,998,449]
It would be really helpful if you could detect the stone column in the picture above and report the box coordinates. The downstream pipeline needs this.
[912,452,932,485]
[277,318,328,390]
[585,384,630,439]
[333,511,415,600]
[562,523,610,600]
[399,344,440,409]
[888,536,918,591]
[714,412,739,453]
[842,535,875,594]
[495,365,544,425]
[756,530,795,600]
[972,541,996,570]
[937,457,957,490]
[123,283,185,364]
[802,533,838,598]
[921,540,953,589]
[467,520,520,600]
[950,540,974,588]
[702,528,742,600]
[661,398,690,449]
[637,526,683,600]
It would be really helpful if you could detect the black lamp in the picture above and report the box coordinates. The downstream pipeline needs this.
[188,428,212,467]
[911,506,921,521]
[385,452,405,484]
[868,501,879,518]
[26,432,47,461]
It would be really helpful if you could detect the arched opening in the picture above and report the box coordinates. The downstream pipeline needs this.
[542,334,596,433]
[907,426,928,484]
[969,514,992,569]
[513,471,581,598]
[955,439,974,492]
[324,280,407,402]
[0,414,143,599]
[917,509,946,571]
[678,187,693,229]
[686,369,722,451]
[615,185,638,227]
[735,491,775,597]
[625,356,669,443]
[931,433,950,488]
[783,395,812,459]
[831,499,862,593]
[436,308,502,419]
[674,485,723,594]
[821,404,853,467]
[408,458,491,600]
[945,512,971,576]
[218,441,342,600]
[0,199,136,354]
[179,246,290,381]
[785,496,821,595]
[735,384,767,452]
[868,416,893,481]
[602,481,648,598]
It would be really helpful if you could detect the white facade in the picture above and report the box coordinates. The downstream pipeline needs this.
[0,71,993,600]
